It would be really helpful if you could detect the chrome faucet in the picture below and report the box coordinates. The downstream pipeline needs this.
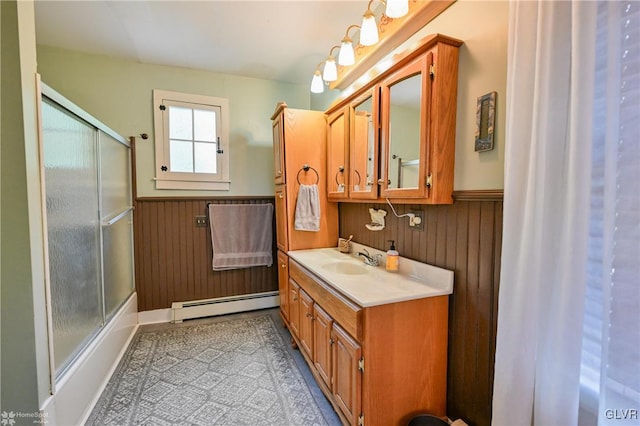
[357,249,382,266]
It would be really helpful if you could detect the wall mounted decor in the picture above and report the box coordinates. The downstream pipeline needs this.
[475,91,496,152]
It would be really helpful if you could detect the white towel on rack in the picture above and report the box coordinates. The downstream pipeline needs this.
[294,184,321,232]
[208,203,273,270]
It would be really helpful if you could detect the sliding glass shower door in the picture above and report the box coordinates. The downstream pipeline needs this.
[41,90,134,378]
[99,131,134,318]
[42,99,103,375]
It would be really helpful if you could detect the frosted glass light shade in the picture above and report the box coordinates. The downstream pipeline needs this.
[338,39,355,66]
[323,57,338,82]
[360,13,379,46]
[385,0,409,18]
[310,71,324,93]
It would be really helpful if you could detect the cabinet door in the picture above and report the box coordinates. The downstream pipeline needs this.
[313,304,333,389]
[332,323,362,426]
[275,185,288,252]
[273,110,285,184]
[299,288,314,360]
[380,54,431,199]
[327,107,349,200]
[288,279,300,338]
[277,250,289,322]
[349,88,379,200]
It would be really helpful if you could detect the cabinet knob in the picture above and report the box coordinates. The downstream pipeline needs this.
[329,338,334,345]
[281,263,286,269]
[278,193,284,199]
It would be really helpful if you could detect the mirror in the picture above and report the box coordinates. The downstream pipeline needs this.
[387,72,422,189]
[351,95,375,193]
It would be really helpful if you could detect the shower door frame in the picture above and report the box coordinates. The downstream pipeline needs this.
[36,77,135,393]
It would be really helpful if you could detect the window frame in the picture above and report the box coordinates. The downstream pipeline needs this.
[153,89,230,190]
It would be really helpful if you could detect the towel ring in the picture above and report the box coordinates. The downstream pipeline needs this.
[297,164,319,185]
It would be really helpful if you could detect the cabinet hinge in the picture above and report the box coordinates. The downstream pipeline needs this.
[358,357,364,372]
[358,414,365,426]
[426,173,433,188]
[429,64,435,80]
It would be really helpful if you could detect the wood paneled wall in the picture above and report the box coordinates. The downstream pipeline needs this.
[133,197,278,312]
[338,191,502,426]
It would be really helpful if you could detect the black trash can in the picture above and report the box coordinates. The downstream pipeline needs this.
[408,414,449,426]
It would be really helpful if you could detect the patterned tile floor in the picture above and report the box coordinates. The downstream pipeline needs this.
[87,308,341,425]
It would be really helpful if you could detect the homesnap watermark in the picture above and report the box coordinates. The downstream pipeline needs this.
[1,411,48,425]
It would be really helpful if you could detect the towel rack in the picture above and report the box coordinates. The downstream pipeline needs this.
[296,164,319,185]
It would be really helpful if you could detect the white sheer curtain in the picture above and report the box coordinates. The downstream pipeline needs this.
[492,1,640,425]
[494,0,639,425]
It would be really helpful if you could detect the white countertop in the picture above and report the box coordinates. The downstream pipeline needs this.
[287,243,453,308]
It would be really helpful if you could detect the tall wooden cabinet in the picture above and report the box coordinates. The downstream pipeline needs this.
[271,102,339,324]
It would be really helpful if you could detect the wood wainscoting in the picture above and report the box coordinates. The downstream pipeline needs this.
[338,190,503,426]
[133,197,278,312]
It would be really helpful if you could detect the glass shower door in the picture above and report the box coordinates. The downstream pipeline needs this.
[99,130,134,318]
[41,98,103,376]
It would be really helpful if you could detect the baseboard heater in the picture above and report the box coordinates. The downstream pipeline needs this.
[171,291,280,323]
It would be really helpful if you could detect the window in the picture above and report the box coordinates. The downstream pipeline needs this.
[580,1,639,423]
[153,89,230,190]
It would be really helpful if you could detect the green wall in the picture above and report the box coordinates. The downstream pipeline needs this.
[37,0,508,195]
[36,46,312,197]
[1,0,51,420]
[395,0,508,190]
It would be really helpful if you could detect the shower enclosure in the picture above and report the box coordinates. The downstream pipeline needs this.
[39,84,134,381]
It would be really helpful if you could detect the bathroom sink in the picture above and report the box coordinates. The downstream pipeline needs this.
[321,261,369,275]
[288,244,454,307]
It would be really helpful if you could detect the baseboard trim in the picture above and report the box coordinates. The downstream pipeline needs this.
[171,291,280,323]
[138,308,173,324]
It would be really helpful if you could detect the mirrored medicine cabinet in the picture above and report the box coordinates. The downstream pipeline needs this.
[326,33,462,204]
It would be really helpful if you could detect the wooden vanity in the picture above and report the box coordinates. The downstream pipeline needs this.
[271,33,462,426]
[281,247,452,426]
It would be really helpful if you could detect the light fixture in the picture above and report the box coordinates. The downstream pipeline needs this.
[338,25,360,66]
[310,63,324,93]
[385,0,409,19]
[322,46,340,82]
[360,2,379,47]
[309,0,412,92]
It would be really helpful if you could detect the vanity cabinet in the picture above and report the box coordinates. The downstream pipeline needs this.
[277,251,289,322]
[299,288,314,359]
[313,303,333,388]
[325,33,461,204]
[285,258,448,426]
[331,322,362,426]
[288,279,300,337]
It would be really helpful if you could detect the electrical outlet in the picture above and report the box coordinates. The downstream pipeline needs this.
[195,215,208,228]
[409,211,424,230]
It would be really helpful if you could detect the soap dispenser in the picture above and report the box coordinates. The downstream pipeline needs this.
[386,240,399,272]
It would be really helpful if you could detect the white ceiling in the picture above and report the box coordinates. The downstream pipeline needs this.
[34,0,369,86]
